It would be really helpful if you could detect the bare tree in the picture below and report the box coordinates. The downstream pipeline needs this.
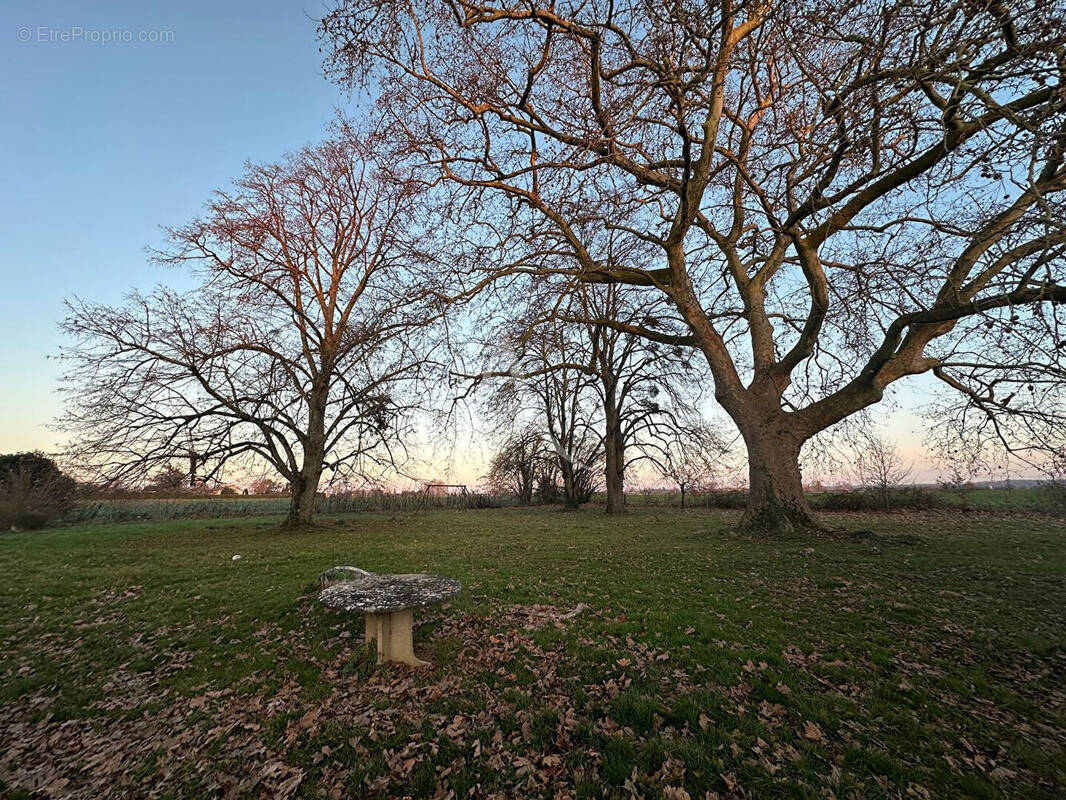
[852,430,914,510]
[322,0,1066,532]
[473,280,704,512]
[580,284,707,513]
[145,463,191,494]
[653,424,731,509]
[483,315,603,509]
[1040,450,1066,515]
[248,475,284,496]
[60,135,436,527]
[483,427,550,504]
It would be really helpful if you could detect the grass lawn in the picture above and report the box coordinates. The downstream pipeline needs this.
[1,508,1064,799]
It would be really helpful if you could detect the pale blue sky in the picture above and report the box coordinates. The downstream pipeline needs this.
[0,0,348,452]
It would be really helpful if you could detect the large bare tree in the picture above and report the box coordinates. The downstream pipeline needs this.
[321,0,1066,532]
[60,136,436,526]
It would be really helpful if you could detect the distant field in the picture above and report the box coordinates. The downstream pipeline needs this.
[2,508,1064,798]
[944,486,1051,509]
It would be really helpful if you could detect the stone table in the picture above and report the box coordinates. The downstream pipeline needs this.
[318,565,373,589]
[318,572,461,667]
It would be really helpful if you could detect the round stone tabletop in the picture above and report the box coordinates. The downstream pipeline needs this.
[318,573,461,614]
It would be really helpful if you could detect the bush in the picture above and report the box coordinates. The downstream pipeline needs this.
[0,452,79,530]
[469,493,502,509]
[693,490,749,510]
[11,512,48,530]
[810,487,944,512]
[1039,481,1066,517]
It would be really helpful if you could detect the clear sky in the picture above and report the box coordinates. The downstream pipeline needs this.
[0,0,348,452]
[0,0,1009,487]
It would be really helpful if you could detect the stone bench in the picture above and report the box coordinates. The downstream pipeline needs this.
[318,569,461,667]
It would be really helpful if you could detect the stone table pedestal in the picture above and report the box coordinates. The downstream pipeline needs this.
[365,609,425,666]
[318,572,461,667]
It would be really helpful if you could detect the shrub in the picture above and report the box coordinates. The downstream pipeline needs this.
[810,487,944,512]
[0,452,79,530]
[1039,480,1066,517]
[693,490,748,510]
[469,493,501,509]
[11,512,48,530]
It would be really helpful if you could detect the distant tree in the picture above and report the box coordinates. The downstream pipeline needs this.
[146,463,189,493]
[0,452,78,529]
[1041,451,1066,516]
[248,476,283,496]
[483,315,603,509]
[578,284,707,514]
[474,281,705,513]
[535,465,561,504]
[60,134,436,527]
[651,424,730,509]
[938,464,979,509]
[852,430,914,510]
[484,429,549,504]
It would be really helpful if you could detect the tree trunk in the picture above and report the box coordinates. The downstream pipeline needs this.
[739,427,821,534]
[679,482,686,509]
[284,470,322,527]
[283,400,326,528]
[516,467,534,505]
[603,400,625,515]
[560,461,581,510]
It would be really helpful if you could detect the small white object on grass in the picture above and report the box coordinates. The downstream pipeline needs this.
[232,554,242,561]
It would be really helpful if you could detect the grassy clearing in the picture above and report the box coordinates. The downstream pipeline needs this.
[1,508,1063,798]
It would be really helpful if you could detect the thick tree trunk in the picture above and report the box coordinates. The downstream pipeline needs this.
[283,399,326,528]
[739,426,822,534]
[284,469,322,527]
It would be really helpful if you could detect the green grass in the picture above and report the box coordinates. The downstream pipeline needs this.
[1,508,1064,798]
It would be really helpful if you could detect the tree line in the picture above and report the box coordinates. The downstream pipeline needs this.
[56,0,1066,532]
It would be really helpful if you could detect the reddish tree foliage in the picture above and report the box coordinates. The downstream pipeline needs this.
[61,135,439,526]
